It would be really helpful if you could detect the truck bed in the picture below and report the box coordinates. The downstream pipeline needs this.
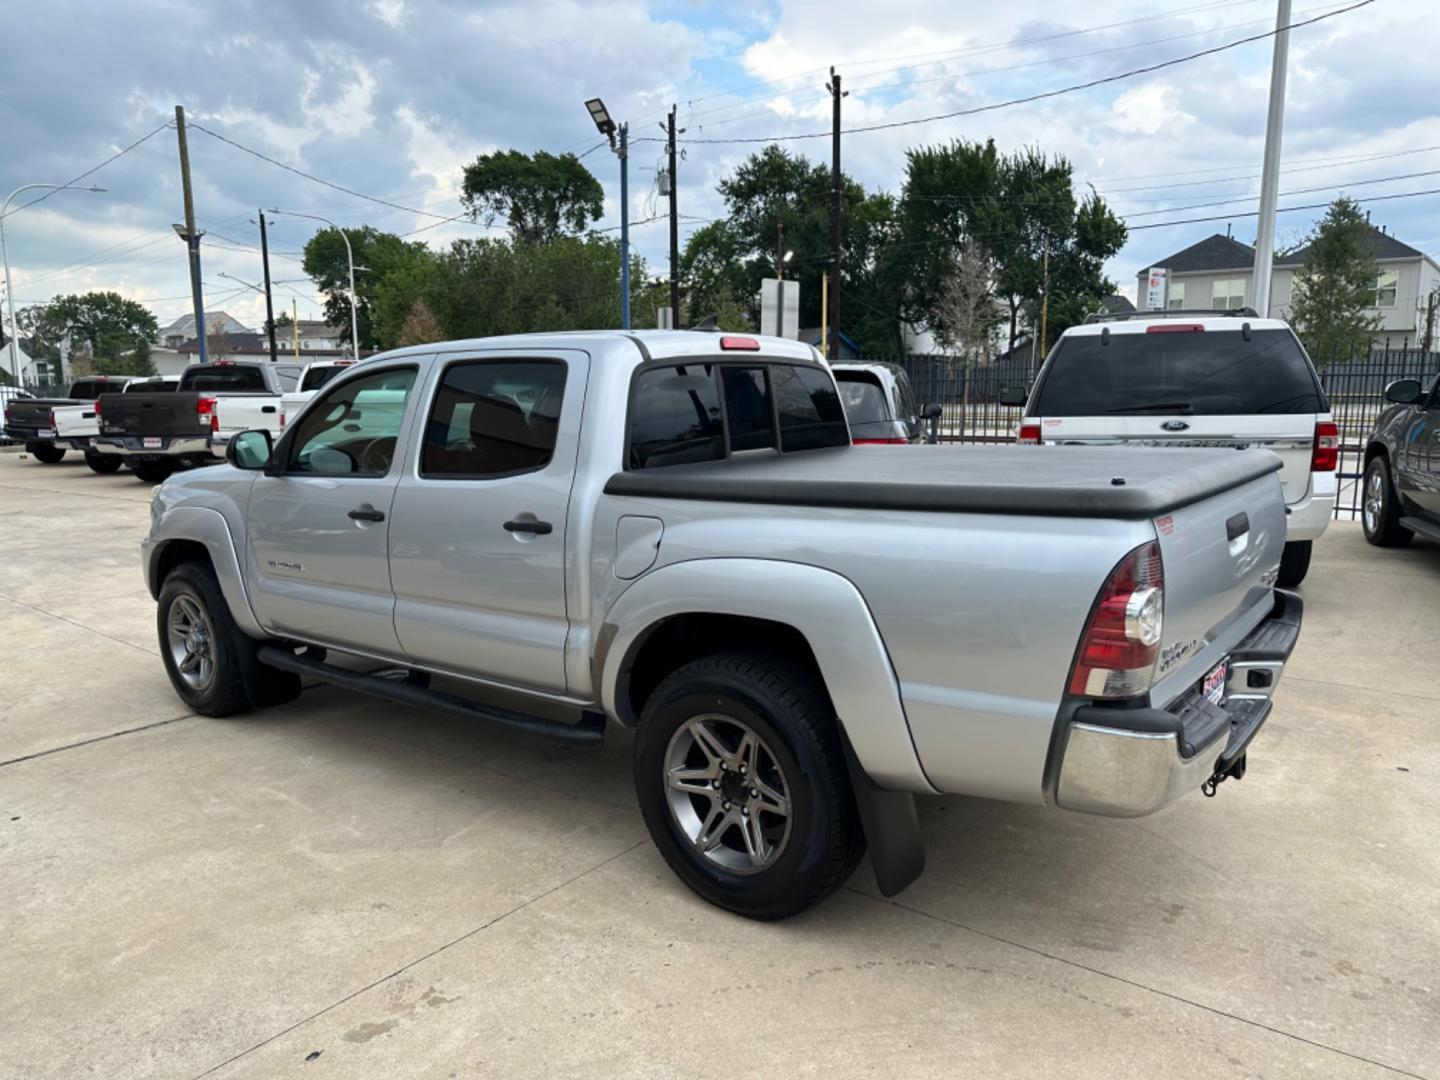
[604,444,1283,519]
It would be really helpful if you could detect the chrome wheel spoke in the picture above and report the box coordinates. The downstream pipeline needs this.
[738,811,771,867]
[750,776,790,818]
[697,803,734,852]
[667,764,717,794]
[689,719,730,766]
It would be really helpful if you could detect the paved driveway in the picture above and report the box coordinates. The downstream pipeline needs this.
[2,452,1437,1079]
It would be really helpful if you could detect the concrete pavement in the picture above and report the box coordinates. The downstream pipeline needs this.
[1,453,1436,1079]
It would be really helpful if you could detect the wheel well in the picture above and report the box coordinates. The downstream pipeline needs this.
[150,539,214,598]
[1363,442,1388,467]
[619,613,827,726]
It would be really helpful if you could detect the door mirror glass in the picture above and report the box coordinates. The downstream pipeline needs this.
[998,386,1027,407]
[1384,378,1423,405]
[921,402,943,420]
[226,429,272,470]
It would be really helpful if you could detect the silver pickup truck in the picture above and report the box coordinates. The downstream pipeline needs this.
[142,330,1303,919]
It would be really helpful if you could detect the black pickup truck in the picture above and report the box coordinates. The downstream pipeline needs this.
[94,360,301,482]
[3,376,136,466]
[1362,374,1440,547]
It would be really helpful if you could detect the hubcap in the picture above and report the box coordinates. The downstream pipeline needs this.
[1364,467,1383,532]
[663,714,792,874]
[167,593,215,691]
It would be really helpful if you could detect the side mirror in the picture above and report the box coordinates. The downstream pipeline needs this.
[998,386,1028,407]
[921,402,943,421]
[226,429,273,470]
[1384,378,1424,405]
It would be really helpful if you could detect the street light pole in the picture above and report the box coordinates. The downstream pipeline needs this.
[1251,0,1292,318]
[269,209,360,361]
[619,122,630,331]
[2,183,105,384]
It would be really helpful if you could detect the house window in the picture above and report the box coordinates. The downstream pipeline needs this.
[1375,270,1399,308]
[1167,282,1186,310]
[1212,279,1246,311]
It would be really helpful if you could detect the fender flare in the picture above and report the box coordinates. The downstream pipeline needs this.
[146,506,265,639]
[597,558,936,794]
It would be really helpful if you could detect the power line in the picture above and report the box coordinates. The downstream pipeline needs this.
[1090,143,1440,185]
[1125,184,1440,230]
[0,121,173,221]
[1116,167,1440,217]
[642,0,1373,146]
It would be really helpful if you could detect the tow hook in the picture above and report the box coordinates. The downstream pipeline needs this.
[1202,753,1247,797]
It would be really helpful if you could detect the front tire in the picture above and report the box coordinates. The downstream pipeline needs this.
[633,653,864,920]
[130,459,174,483]
[28,442,65,464]
[85,449,123,474]
[1362,455,1413,548]
[1277,540,1312,588]
[157,563,253,716]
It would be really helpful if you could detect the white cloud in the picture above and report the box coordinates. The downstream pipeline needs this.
[1109,82,1193,136]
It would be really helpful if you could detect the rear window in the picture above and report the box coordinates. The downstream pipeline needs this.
[1031,328,1326,416]
[69,380,111,400]
[127,380,177,393]
[629,364,724,469]
[834,372,891,424]
[301,364,350,392]
[772,364,849,451]
[181,366,267,392]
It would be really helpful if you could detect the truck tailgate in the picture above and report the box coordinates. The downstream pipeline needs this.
[211,394,281,441]
[1147,469,1287,708]
[99,392,208,438]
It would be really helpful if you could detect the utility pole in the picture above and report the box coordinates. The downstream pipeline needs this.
[776,220,786,279]
[1038,235,1051,360]
[173,105,208,363]
[619,123,630,330]
[827,69,845,360]
[257,211,278,362]
[292,299,300,359]
[667,106,681,326]
[1251,0,1292,318]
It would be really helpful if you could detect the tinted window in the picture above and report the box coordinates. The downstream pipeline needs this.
[629,364,723,468]
[287,367,416,476]
[421,360,566,477]
[773,364,849,450]
[1031,329,1326,416]
[70,380,110,400]
[301,364,350,392]
[183,366,267,392]
[835,373,890,424]
[721,367,776,452]
[127,380,177,393]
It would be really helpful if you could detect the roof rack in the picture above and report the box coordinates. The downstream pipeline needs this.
[1083,307,1260,323]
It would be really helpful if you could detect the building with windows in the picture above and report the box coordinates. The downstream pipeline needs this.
[1136,227,1440,348]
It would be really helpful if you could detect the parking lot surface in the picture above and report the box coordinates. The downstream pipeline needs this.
[2,451,1437,1080]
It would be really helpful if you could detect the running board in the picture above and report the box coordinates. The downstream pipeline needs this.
[257,645,606,746]
[1400,516,1440,542]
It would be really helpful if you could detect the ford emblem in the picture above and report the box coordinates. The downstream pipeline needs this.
[1160,420,1190,432]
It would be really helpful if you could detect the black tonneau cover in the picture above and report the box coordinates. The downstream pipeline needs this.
[604,445,1283,519]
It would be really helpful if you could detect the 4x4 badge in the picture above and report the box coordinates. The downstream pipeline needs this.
[1161,420,1190,431]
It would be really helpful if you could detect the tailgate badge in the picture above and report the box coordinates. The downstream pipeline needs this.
[1160,420,1190,431]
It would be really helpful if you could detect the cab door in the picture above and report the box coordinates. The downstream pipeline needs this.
[245,362,423,655]
[1417,376,1440,514]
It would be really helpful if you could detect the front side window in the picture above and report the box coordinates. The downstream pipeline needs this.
[629,364,723,468]
[1211,279,1246,311]
[421,359,566,477]
[773,364,849,451]
[1375,270,1399,308]
[286,366,417,476]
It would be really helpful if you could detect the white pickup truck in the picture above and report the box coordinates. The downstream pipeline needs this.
[278,359,358,431]
[4,375,137,469]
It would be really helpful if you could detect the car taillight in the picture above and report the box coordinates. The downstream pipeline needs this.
[1311,420,1338,472]
[1069,541,1165,700]
[94,398,102,417]
[1017,423,1042,445]
[197,395,219,433]
[278,409,286,430]
[852,437,909,445]
[49,409,58,429]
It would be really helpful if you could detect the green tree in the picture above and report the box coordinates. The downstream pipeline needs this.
[301,227,433,349]
[39,292,158,374]
[461,149,605,243]
[1288,197,1383,364]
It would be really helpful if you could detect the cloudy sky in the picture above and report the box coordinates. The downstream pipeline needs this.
[2,0,1436,335]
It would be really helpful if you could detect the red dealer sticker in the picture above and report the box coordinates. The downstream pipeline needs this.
[1156,515,1175,535]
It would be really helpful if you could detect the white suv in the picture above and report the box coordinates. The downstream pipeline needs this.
[1009,311,1335,587]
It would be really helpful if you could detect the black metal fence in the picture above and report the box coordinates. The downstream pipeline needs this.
[881,354,1036,444]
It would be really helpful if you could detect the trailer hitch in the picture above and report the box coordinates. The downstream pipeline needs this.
[1201,753,1247,797]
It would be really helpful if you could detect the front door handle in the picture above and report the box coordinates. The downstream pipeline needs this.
[348,507,386,522]
[503,519,553,535]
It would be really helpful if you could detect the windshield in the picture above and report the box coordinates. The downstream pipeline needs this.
[1030,328,1327,416]
[835,373,891,423]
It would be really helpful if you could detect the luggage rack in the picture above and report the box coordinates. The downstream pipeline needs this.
[1084,307,1260,324]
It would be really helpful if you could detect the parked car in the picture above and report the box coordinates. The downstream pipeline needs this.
[278,358,359,431]
[3,375,137,465]
[0,385,35,444]
[1003,310,1335,587]
[93,360,302,482]
[144,329,1302,919]
[831,360,939,444]
[1361,373,1440,547]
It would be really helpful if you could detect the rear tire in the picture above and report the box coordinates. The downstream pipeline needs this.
[29,443,65,464]
[130,459,174,483]
[1361,455,1413,548]
[633,652,865,920]
[1277,540,1312,588]
[85,450,123,474]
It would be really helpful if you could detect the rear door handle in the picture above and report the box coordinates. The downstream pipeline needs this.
[503,519,553,535]
[261,405,277,414]
[348,508,386,522]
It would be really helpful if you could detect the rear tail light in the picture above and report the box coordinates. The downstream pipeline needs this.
[1311,420,1339,472]
[197,395,219,434]
[1069,541,1165,700]
[278,408,286,430]
[1017,423,1042,445]
[49,409,58,429]
[852,437,909,445]
[94,398,102,417]
[1146,324,1204,333]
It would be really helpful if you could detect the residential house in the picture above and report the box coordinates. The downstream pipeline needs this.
[155,311,253,348]
[1136,226,1440,348]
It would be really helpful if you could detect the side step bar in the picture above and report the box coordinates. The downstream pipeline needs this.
[1400,516,1440,542]
[257,645,606,747]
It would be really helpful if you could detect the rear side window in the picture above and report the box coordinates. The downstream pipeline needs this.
[421,360,566,477]
[773,364,849,451]
[70,380,108,400]
[301,364,349,392]
[834,372,891,424]
[629,364,724,468]
[183,366,267,392]
[1031,329,1326,416]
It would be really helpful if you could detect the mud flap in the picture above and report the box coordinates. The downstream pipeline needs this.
[839,724,925,897]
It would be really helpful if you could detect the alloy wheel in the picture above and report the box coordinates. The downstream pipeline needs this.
[167,593,216,691]
[1364,466,1384,534]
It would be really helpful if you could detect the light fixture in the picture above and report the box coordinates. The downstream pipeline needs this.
[782,250,794,263]
[585,98,615,137]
